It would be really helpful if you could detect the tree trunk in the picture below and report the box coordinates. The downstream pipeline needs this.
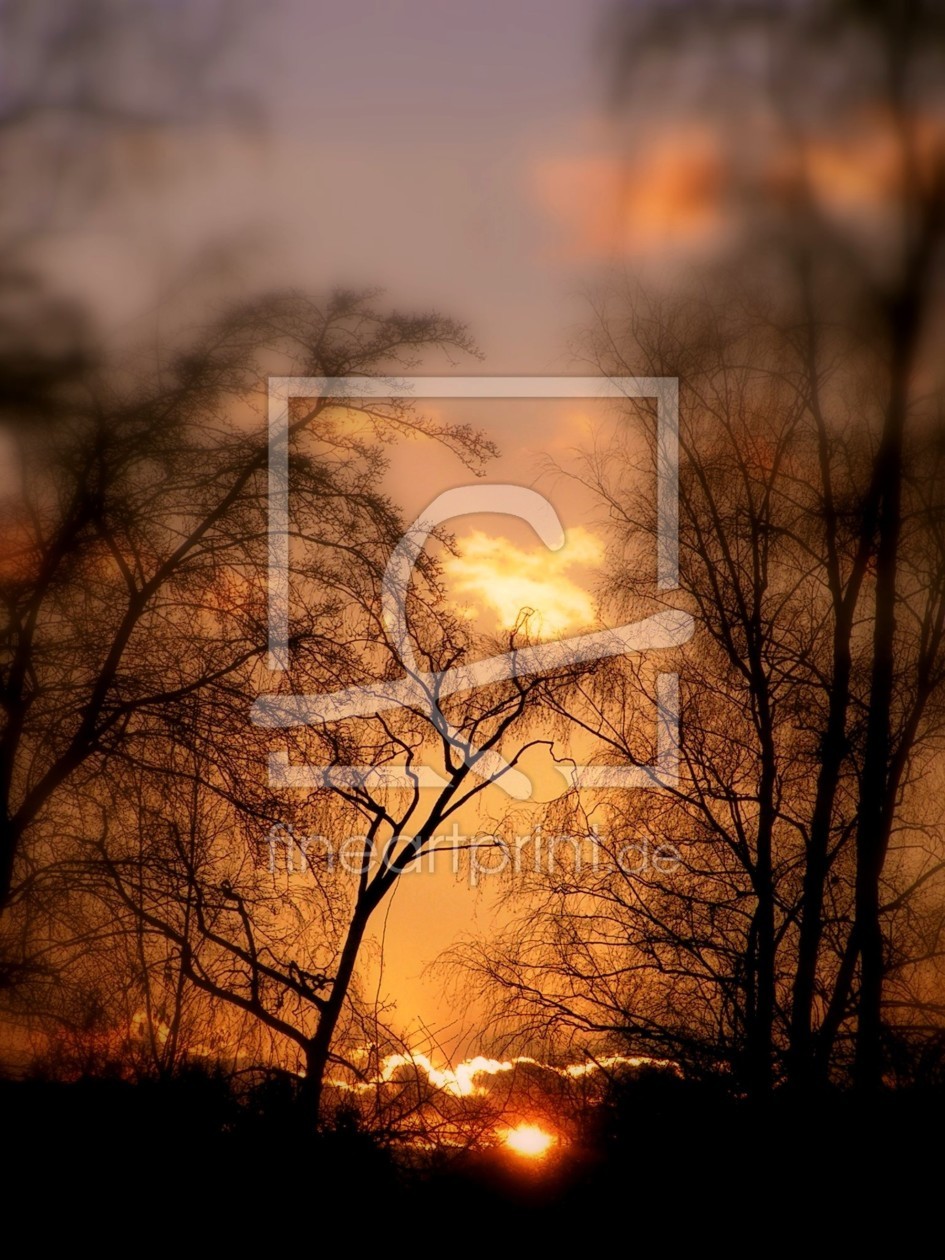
[0,811,20,914]
[747,732,777,1096]
[300,897,373,1128]
[788,680,851,1089]
[851,300,912,1092]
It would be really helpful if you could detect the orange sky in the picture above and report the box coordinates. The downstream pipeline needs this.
[329,396,646,1056]
[22,0,928,1070]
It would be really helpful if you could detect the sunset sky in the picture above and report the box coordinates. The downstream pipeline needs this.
[50,0,653,1056]
[4,3,943,1229]
[17,0,871,1067]
[330,394,642,1057]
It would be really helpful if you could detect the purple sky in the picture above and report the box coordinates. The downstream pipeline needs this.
[48,0,615,374]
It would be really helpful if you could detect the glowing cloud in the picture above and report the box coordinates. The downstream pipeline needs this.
[379,1052,515,1098]
[326,1050,677,1099]
[444,526,602,639]
[534,129,724,260]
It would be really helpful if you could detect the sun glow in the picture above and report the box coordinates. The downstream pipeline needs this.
[444,527,602,639]
[503,1123,555,1158]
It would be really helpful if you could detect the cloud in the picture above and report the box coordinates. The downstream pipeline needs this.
[533,112,945,266]
[328,1050,677,1101]
[533,128,724,261]
[443,526,603,639]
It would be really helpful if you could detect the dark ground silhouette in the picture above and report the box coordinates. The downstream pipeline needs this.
[4,1066,942,1245]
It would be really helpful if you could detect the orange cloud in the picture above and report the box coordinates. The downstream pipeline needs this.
[443,526,602,639]
[534,110,945,263]
[533,128,724,260]
[768,110,945,219]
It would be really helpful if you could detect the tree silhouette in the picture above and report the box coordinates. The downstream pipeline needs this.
[459,276,945,1094]
[585,0,945,1091]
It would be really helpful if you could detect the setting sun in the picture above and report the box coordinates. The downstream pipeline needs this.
[503,1124,556,1158]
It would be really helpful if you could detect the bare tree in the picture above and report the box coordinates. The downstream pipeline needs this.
[0,289,485,1005]
[87,569,582,1124]
[587,0,945,1091]
[459,277,945,1094]
[0,258,601,1124]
